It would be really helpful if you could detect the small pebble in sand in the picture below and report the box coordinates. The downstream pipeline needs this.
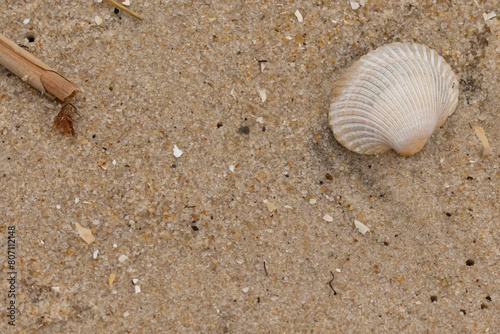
[309,199,317,204]
[350,1,360,10]
[52,287,60,292]
[23,18,30,25]
[122,0,131,5]
[118,255,128,263]
[229,165,235,172]
[95,16,103,25]
[242,287,249,293]
[93,250,99,259]
[256,117,264,123]
[132,279,139,284]
[323,214,333,222]
[135,285,141,293]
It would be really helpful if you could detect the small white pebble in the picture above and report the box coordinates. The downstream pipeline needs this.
[256,117,264,123]
[242,287,249,293]
[284,205,293,209]
[112,159,117,165]
[173,145,183,158]
[94,16,103,25]
[350,1,360,10]
[335,268,341,272]
[75,198,79,204]
[122,0,131,5]
[23,18,30,25]
[295,10,303,22]
[258,89,267,103]
[229,165,235,172]
[309,199,317,204]
[323,214,334,222]
[112,290,117,294]
[56,205,61,210]
[93,250,99,259]
[40,240,45,245]
[113,243,118,248]
[132,279,139,284]
[285,36,292,40]
[52,287,60,292]
[135,285,141,293]
[123,311,129,317]
[354,220,370,235]
[118,255,128,263]
[415,301,422,305]
[92,219,100,225]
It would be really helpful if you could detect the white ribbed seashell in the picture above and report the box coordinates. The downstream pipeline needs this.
[329,43,459,155]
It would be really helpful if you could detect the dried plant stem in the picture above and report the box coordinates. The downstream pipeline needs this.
[0,33,78,102]
[104,0,143,20]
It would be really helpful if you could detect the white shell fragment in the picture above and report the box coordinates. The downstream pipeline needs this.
[354,220,370,234]
[483,11,497,21]
[330,43,459,155]
[259,89,267,102]
[295,10,303,22]
[173,145,183,157]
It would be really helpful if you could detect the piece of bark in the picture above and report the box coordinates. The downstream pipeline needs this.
[0,33,77,102]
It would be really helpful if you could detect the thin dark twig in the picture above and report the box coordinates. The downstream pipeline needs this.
[328,271,337,295]
[264,261,268,276]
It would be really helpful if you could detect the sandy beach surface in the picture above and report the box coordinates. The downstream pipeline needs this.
[0,0,499,332]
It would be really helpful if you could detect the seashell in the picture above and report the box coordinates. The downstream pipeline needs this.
[329,42,459,155]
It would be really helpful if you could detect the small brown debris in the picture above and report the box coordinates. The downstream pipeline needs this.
[109,274,116,286]
[473,126,493,156]
[54,103,78,137]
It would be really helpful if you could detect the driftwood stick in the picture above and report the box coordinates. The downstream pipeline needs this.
[0,33,78,102]
[104,0,143,20]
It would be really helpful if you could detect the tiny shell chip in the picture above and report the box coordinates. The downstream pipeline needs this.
[259,89,267,103]
[173,145,183,157]
[75,223,95,244]
[119,255,128,262]
[295,10,303,22]
[263,199,276,212]
[330,43,459,155]
[350,1,360,10]
[95,16,103,25]
[354,220,370,234]
[323,214,334,222]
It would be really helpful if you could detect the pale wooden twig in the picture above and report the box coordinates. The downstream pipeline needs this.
[0,33,78,102]
[104,0,143,20]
